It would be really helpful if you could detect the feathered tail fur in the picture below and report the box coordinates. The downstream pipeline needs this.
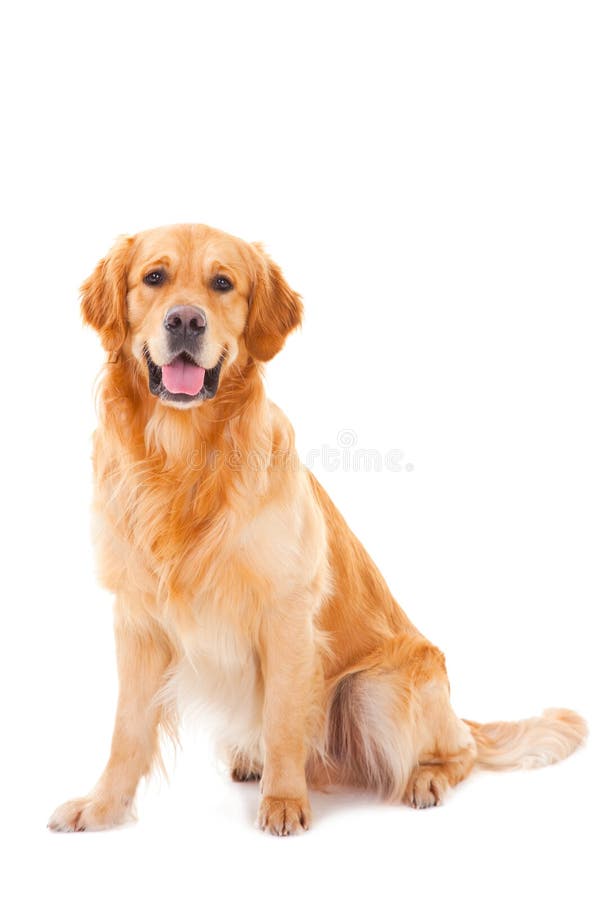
[465,707,587,771]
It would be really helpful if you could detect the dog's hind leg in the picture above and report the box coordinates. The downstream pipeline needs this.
[229,749,263,782]
[325,635,476,807]
[403,750,476,809]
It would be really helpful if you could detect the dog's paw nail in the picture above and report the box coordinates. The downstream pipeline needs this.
[257,796,312,836]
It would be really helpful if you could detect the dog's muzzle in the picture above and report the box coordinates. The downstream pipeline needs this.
[143,306,223,404]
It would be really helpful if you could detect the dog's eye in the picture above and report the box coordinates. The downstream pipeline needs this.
[212,275,233,293]
[143,270,166,287]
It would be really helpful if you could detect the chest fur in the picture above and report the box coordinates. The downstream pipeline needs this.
[93,440,324,606]
[91,428,328,753]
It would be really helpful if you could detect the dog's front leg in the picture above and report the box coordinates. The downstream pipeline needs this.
[48,604,174,832]
[257,604,316,835]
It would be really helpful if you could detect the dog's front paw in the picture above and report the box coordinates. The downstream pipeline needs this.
[47,794,134,832]
[257,796,312,836]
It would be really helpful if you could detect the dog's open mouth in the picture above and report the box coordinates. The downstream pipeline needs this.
[144,346,223,404]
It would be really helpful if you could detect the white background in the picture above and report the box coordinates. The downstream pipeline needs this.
[1,1,598,898]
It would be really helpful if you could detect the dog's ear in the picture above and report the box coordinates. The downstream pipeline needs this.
[245,243,303,362]
[81,235,134,355]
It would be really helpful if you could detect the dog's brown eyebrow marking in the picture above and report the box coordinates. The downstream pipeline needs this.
[209,259,237,276]
[136,256,174,287]
[206,258,248,286]
[143,255,173,271]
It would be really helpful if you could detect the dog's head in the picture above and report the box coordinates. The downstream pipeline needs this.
[81,224,303,408]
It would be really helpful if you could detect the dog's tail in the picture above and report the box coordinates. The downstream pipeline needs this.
[464,708,587,770]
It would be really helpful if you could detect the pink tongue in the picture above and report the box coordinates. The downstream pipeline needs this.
[161,358,206,395]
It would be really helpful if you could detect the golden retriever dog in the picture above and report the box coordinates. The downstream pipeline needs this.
[48,224,586,835]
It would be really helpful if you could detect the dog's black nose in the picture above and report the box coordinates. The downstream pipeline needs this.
[164,305,207,336]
